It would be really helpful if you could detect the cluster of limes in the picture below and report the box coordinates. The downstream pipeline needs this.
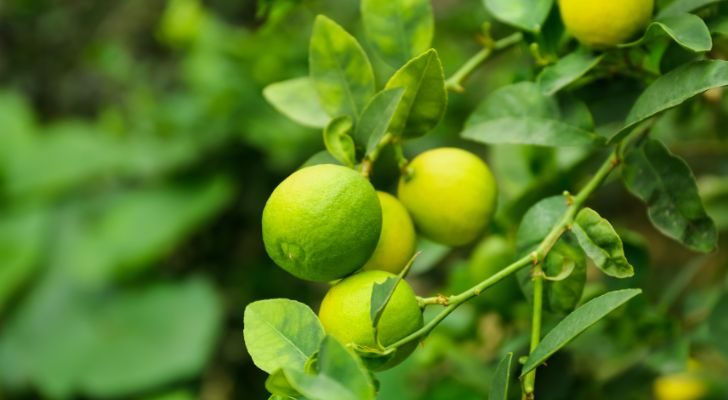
[262,147,497,369]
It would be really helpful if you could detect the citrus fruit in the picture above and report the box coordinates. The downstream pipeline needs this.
[397,148,497,247]
[318,270,423,370]
[362,191,417,274]
[467,235,519,310]
[559,0,654,47]
[262,164,381,281]
[654,374,706,400]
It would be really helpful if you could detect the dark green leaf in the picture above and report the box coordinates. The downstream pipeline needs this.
[384,49,447,138]
[483,0,554,32]
[462,82,603,147]
[323,116,357,167]
[657,0,726,17]
[572,208,635,278]
[309,15,376,120]
[708,291,728,357]
[489,352,513,400]
[521,289,642,376]
[622,139,717,252]
[610,60,728,143]
[361,0,434,67]
[620,13,713,52]
[537,50,603,95]
[263,77,331,128]
[515,195,569,250]
[243,299,326,374]
[354,88,405,154]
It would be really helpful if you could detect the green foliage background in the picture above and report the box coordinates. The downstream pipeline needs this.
[1,0,727,399]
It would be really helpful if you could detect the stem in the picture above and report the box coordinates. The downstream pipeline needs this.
[523,268,543,398]
[361,133,393,178]
[445,32,523,92]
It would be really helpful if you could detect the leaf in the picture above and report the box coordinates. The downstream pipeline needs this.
[263,77,331,128]
[361,0,434,68]
[384,49,447,138]
[323,116,357,167]
[537,49,603,95]
[282,336,375,400]
[483,0,554,32]
[622,139,717,252]
[243,299,326,374]
[657,0,726,17]
[571,208,635,278]
[266,369,302,398]
[353,88,405,154]
[370,277,400,332]
[489,352,513,400]
[520,289,642,376]
[462,82,603,147]
[610,60,728,143]
[515,195,569,250]
[309,15,376,121]
[410,236,450,275]
[708,291,728,357]
[620,13,713,53]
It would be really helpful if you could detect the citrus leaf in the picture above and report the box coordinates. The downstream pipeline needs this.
[361,0,434,68]
[619,13,713,52]
[708,290,728,357]
[521,289,642,376]
[610,60,728,143]
[384,49,447,138]
[622,139,717,252]
[266,370,302,398]
[489,352,513,400]
[483,0,554,33]
[263,77,331,128]
[353,87,405,154]
[537,49,603,95]
[243,299,326,374]
[572,208,635,278]
[370,277,399,331]
[309,15,376,121]
[657,0,726,17]
[462,82,603,147]
[323,116,357,167]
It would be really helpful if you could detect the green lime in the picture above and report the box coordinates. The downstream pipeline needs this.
[262,164,381,281]
[467,236,519,310]
[318,270,423,370]
[559,0,654,47]
[398,148,497,247]
[362,192,417,274]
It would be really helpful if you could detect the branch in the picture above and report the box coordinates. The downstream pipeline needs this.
[445,32,523,92]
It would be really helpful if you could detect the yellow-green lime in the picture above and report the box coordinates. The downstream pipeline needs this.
[262,164,381,282]
[362,192,417,274]
[398,148,497,247]
[318,270,423,370]
[559,0,654,47]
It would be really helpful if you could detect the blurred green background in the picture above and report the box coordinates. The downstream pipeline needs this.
[1,0,727,399]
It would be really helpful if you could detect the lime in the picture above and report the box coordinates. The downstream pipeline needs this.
[559,0,654,47]
[362,192,417,274]
[467,236,519,310]
[318,270,423,370]
[262,164,381,281]
[398,148,497,247]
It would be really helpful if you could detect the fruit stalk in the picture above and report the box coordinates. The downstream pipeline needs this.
[445,32,523,92]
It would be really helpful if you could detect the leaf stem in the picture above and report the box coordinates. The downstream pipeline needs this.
[445,32,523,92]
[361,133,393,178]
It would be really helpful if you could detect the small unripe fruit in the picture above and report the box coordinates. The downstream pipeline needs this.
[362,192,417,274]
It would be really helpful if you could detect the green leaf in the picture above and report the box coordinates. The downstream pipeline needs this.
[323,116,357,167]
[410,236,450,275]
[266,369,303,398]
[263,77,331,128]
[361,0,434,68]
[657,0,726,17]
[384,49,447,138]
[610,60,728,143]
[483,0,554,32]
[243,299,326,374]
[537,49,603,95]
[708,291,728,357]
[0,207,47,314]
[520,289,642,376]
[309,15,376,121]
[620,13,713,52]
[489,352,513,400]
[353,87,405,154]
[515,195,569,250]
[370,277,400,333]
[622,139,717,252]
[282,336,375,400]
[571,208,635,278]
[462,82,603,147]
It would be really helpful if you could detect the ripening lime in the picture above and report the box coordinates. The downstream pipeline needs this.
[362,192,417,274]
[398,148,497,247]
[318,270,423,370]
[262,164,382,282]
[559,0,654,47]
